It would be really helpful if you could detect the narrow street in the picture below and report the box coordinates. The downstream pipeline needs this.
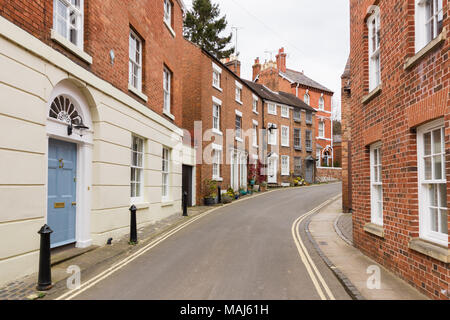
[60,184,350,300]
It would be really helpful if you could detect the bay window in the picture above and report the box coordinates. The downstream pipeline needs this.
[417,120,448,245]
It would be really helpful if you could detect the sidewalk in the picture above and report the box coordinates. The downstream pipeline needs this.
[307,197,428,300]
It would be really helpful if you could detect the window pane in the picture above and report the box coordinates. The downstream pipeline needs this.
[440,209,448,234]
[425,157,432,180]
[433,129,441,154]
[439,183,447,208]
[433,155,442,180]
[131,183,136,198]
[429,184,438,207]
[424,132,431,156]
[430,208,439,232]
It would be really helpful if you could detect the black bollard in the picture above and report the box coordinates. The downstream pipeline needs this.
[217,186,221,204]
[129,205,137,244]
[183,191,188,217]
[37,224,53,291]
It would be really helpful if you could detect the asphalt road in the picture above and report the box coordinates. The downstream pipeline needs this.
[71,183,350,300]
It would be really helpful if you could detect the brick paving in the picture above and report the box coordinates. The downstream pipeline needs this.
[335,213,353,245]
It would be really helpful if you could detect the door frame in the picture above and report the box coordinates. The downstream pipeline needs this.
[268,153,278,184]
[45,81,93,249]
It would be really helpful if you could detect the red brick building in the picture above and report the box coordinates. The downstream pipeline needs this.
[345,0,449,299]
[252,48,335,167]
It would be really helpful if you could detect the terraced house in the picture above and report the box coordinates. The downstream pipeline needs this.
[252,48,335,168]
[0,0,196,286]
[344,0,449,299]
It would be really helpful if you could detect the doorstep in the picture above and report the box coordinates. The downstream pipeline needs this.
[51,245,99,267]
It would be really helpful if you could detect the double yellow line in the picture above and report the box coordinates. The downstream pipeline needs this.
[291,195,341,300]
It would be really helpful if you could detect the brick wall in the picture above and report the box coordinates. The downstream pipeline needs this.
[0,0,185,126]
[316,167,342,181]
[348,0,449,299]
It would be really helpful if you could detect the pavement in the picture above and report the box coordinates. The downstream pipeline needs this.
[308,197,429,300]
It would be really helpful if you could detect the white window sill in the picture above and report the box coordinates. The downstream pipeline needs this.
[281,144,290,148]
[213,85,223,92]
[253,110,259,115]
[281,115,290,119]
[364,222,385,238]
[164,20,176,38]
[405,27,447,70]
[408,238,449,263]
[268,112,277,116]
[163,110,175,120]
[212,176,223,182]
[281,173,290,176]
[50,29,93,64]
[130,202,150,210]
[235,137,243,143]
[212,128,223,136]
[253,144,259,149]
[236,100,243,105]
[128,84,148,102]
[362,84,382,104]
[161,200,174,207]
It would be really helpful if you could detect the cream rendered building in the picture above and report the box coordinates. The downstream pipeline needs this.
[0,17,196,286]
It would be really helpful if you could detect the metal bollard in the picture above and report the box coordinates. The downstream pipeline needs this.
[183,191,188,217]
[37,224,53,291]
[217,186,221,204]
[129,205,137,244]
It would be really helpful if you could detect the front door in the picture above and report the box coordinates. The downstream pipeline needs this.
[305,160,314,184]
[48,139,77,248]
[268,157,278,184]
[182,165,193,207]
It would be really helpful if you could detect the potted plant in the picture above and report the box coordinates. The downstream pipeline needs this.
[234,191,240,200]
[222,194,233,204]
[260,181,267,192]
[203,179,217,206]
[239,186,247,196]
[248,164,257,186]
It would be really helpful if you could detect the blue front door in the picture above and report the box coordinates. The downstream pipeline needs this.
[48,139,77,248]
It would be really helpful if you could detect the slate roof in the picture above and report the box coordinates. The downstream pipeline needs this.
[280,69,334,94]
[243,80,315,113]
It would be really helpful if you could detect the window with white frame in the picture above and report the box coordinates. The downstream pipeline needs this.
[281,126,289,147]
[213,103,220,131]
[304,93,310,105]
[417,120,448,245]
[368,7,381,91]
[370,143,383,226]
[281,156,290,176]
[131,136,144,201]
[162,147,170,200]
[268,128,278,145]
[319,96,325,110]
[319,121,325,138]
[268,103,277,115]
[294,128,301,150]
[129,30,143,92]
[213,70,221,89]
[415,0,444,52]
[212,149,221,179]
[252,123,258,147]
[235,114,242,139]
[163,0,172,27]
[54,0,84,48]
[235,82,243,103]
[163,67,172,114]
[281,105,289,118]
[253,96,258,113]
[240,154,247,187]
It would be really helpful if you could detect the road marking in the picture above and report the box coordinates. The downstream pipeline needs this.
[291,194,341,300]
[56,185,341,300]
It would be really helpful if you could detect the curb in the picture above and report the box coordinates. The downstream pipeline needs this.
[303,197,366,301]
[333,213,354,247]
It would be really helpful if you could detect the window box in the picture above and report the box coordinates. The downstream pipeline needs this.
[364,222,385,238]
[362,84,382,104]
[404,27,447,70]
[409,238,449,263]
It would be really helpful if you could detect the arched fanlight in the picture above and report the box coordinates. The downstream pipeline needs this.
[49,95,82,125]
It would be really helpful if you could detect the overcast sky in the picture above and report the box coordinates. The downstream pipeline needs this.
[184,0,350,119]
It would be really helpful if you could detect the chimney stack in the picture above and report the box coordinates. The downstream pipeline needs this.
[222,55,241,77]
[252,57,261,81]
[276,47,287,73]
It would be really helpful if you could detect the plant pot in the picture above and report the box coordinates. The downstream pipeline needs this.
[249,179,255,185]
[260,185,267,192]
[240,190,247,196]
[204,197,216,206]
[234,194,239,200]
[254,185,260,192]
